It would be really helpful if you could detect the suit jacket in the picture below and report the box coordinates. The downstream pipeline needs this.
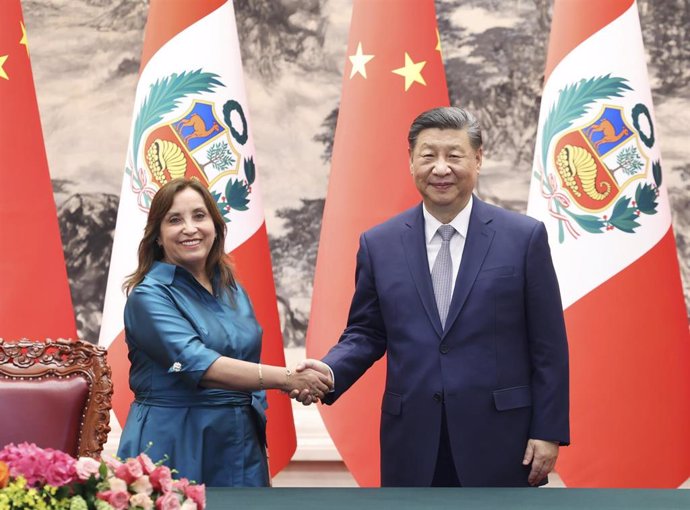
[322,197,569,487]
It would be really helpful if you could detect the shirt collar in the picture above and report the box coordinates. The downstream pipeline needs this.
[147,261,221,291]
[423,194,473,244]
[147,261,177,285]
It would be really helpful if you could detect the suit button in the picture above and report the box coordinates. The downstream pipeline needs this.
[439,343,449,354]
[433,392,442,402]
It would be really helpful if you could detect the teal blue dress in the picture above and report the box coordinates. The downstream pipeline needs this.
[117,261,270,486]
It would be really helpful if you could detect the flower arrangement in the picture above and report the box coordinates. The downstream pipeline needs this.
[0,443,205,510]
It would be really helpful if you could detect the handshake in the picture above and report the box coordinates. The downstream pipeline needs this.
[284,359,332,406]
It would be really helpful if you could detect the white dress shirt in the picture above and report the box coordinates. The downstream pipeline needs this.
[422,195,473,298]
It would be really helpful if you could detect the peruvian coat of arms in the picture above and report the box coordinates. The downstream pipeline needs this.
[536,75,661,243]
[125,70,255,223]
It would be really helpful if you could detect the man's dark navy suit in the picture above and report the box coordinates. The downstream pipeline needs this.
[322,196,569,487]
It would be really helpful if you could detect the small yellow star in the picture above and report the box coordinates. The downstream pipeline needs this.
[392,52,427,91]
[0,55,8,80]
[436,29,442,55]
[349,42,374,79]
[20,21,29,56]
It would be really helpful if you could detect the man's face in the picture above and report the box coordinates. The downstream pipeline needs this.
[410,128,482,221]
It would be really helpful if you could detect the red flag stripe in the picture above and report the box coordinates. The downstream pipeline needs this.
[558,229,690,487]
[230,224,297,473]
[139,0,225,72]
[543,0,632,81]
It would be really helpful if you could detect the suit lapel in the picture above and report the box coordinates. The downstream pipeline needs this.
[443,197,495,337]
[402,204,444,338]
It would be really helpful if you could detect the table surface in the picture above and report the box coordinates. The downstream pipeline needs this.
[205,487,690,510]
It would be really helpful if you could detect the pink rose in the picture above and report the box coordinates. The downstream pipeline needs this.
[115,457,144,484]
[156,491,181,510]
[150,465,173,493]
[184,484,205,509]
[180,500,198,510]
[172,477,189,492]
[107,476,128,493]
[131,474,153,495]
[103,454,123,472]
[76,457,102,481]
[130,493,155,510]
[138,453,157,475]
[98,490,130,510]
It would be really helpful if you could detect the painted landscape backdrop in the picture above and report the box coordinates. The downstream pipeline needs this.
[22,0,690,345]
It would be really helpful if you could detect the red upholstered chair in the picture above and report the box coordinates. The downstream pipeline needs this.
[0,338,113,458]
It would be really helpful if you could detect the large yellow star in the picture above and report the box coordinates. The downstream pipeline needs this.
[392,52,427,91]
[349,41,374,79]
[0,55,8,80]
[20,21,29,56]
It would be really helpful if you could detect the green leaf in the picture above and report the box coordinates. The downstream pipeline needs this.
[244,157,256,185]
[610,195,631,218]
[609,197,640,233]
[570,213,605,234]
[132,70,224,168]
[652,160,662,187]
[225,179,250,211]
[609,215,640,233]
[634,182,658,215]
[211,190,231,222]
[541,75,632,167]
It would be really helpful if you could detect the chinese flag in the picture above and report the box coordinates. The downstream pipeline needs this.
[527,0,690,487]
[305,0,449,487]
[0,0,77,341]
[99,0,295,475]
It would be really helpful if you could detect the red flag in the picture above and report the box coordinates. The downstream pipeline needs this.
[305,0,449,487]
[528,0,690,487]
[99,0,295,475]
[0,0,77,341]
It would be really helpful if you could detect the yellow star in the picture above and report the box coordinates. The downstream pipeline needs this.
[349,42,374,79]
[0,55,8,80]
[436,29,442,55]
[392,52,427,91]
[20,21,29,56]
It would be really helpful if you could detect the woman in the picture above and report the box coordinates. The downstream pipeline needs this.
[117,178,331,486]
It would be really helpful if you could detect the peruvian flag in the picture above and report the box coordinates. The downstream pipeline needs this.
[99,0,295,475]
[527,0,690,487]
[0,0,77,341]
[305,0,448,487]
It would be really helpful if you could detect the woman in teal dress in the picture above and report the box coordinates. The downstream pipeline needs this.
[117,178,331,487]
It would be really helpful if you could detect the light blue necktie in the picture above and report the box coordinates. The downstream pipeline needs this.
[431,224,456,329]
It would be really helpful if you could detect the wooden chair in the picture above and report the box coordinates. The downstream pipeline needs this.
[0,338,113,458]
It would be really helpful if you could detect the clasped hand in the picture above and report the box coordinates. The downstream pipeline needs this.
[287,359,332,405]
[285,361,332,401]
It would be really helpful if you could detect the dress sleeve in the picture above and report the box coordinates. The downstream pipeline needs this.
[124,284,222,387]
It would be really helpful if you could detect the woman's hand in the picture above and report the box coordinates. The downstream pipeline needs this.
[285,367,333,400]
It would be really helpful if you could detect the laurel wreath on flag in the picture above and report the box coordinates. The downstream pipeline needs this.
[124,70,224,210]
[536,74,660,242]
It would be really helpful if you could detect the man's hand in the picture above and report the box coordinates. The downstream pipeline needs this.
[289,359,333,406]
[522,439,559,486]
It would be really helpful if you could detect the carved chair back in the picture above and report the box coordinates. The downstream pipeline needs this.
[0,339,113,458]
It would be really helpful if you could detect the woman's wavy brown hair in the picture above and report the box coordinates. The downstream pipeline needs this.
[123,178,236,295]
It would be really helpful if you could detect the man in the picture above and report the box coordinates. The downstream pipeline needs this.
[296,106,569,487]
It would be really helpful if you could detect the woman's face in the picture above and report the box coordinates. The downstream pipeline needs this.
[158,187,216,276]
